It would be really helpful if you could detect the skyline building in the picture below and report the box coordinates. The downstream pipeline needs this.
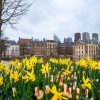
[64,37,73,44]
[82,32,90,43]
[74,33,81,42]
[92,33,98,43]
[53,34,61,43]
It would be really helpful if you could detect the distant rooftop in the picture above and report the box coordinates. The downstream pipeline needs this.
[7,40,16,45]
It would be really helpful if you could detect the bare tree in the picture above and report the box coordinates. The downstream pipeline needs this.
[0,32,8,57]
[0,0,33,57]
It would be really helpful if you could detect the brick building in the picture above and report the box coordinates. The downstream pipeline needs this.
[17,37,33,56]
[32,40,47,56]
[74,33,81,42]
[57,43,73,59]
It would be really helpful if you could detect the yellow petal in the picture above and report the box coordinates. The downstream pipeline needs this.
[51,95,58,100]
[81,84,86,89]
[85,78,90,83]
[51,85,57,94]
[87,83,92,90]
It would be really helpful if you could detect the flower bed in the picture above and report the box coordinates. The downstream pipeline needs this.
[0,56,100,99]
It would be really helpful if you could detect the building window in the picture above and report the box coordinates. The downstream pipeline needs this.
[12,47,14,50]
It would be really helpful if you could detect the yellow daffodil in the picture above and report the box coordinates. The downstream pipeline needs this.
[10,59,19,66]
[50,85,68,100]
[14,71,20,82]
[63,66,71,76]
[41,63,51,76]
[10,71,20,83]
[38,58,44,64]
[59,58,72,66]
[4,66,10,74]
[16,62,22,69]
[81,76,92,90]
[0,76,3,86]
[23,67,36,83]
[0,62,5,72]
[49,58,58,64]
[76,59,87,68]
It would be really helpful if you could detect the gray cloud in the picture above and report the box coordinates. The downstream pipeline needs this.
[5,0,100,42]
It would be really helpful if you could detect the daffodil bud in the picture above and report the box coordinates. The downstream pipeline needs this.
[51,75,53,82]
[76,95,79,100]
[35,87,38,97]
[37,90,44,100]
[68,87,72,99]
[62,84,68,97]
[85,89,89,98]
[63,84,67,93]
[45,85,50,95]
[12,87,16,97]
[76,87,80,95]
[59,75,63,86]
[71,66,74,71]
[74,72,77,80]
[73,81,77,90]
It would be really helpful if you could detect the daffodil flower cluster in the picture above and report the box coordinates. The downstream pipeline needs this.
[0,56,99,99]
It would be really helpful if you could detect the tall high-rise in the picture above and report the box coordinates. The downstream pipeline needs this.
[53,34,61,43]
[74,33,81,42]
[82,32,90,43]
[92,33,98,43]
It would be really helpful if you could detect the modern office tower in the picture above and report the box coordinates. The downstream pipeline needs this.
[74,33,81,42]
[53,34,61,43]
[82,32,90,43]
[92,33,98,43]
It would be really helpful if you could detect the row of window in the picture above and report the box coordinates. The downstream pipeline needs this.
[11,47,19,50]
[73,46,97,50]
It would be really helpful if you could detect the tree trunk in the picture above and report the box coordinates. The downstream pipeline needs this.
[0,0,2,59]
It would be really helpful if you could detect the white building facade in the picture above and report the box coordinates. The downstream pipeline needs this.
[5,41,20,57]
[73,41,98,60]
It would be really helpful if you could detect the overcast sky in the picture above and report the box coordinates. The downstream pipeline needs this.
[5,0,100,42]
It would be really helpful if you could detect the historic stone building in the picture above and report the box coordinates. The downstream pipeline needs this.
[73,41,98,60]
[46,40,58,57]
[5,40,20,57]
[32,40,47,57]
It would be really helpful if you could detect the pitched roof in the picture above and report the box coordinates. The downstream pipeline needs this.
[7,40,16,45]
[74,41,85,45]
